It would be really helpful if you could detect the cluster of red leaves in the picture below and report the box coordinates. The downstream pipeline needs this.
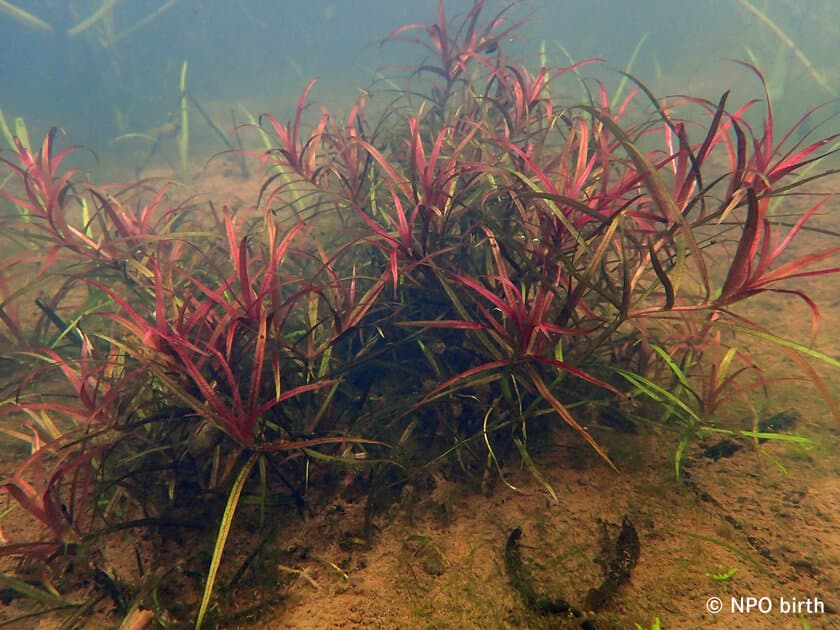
[0,3,839,617]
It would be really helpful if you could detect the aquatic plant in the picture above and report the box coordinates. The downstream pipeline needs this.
[1,1,839,626]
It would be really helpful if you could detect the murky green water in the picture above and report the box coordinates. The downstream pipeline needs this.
[2,1,838,155]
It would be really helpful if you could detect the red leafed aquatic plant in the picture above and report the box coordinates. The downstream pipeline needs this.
[1,1,839,626]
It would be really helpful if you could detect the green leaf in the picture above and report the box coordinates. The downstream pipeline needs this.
[513,437,558,502]
[195,451,260,630]
[0,572,77,609]
[710,322,840,369]
[616,368,700,425]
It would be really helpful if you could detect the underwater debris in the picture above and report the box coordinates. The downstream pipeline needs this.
[757,408,800,442]
[701,439,743,460]
[505,516,640,626]
[584,516,641,611]
[504,527,583,618]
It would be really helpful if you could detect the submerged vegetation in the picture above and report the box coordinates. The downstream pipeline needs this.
[1,1,839,626]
